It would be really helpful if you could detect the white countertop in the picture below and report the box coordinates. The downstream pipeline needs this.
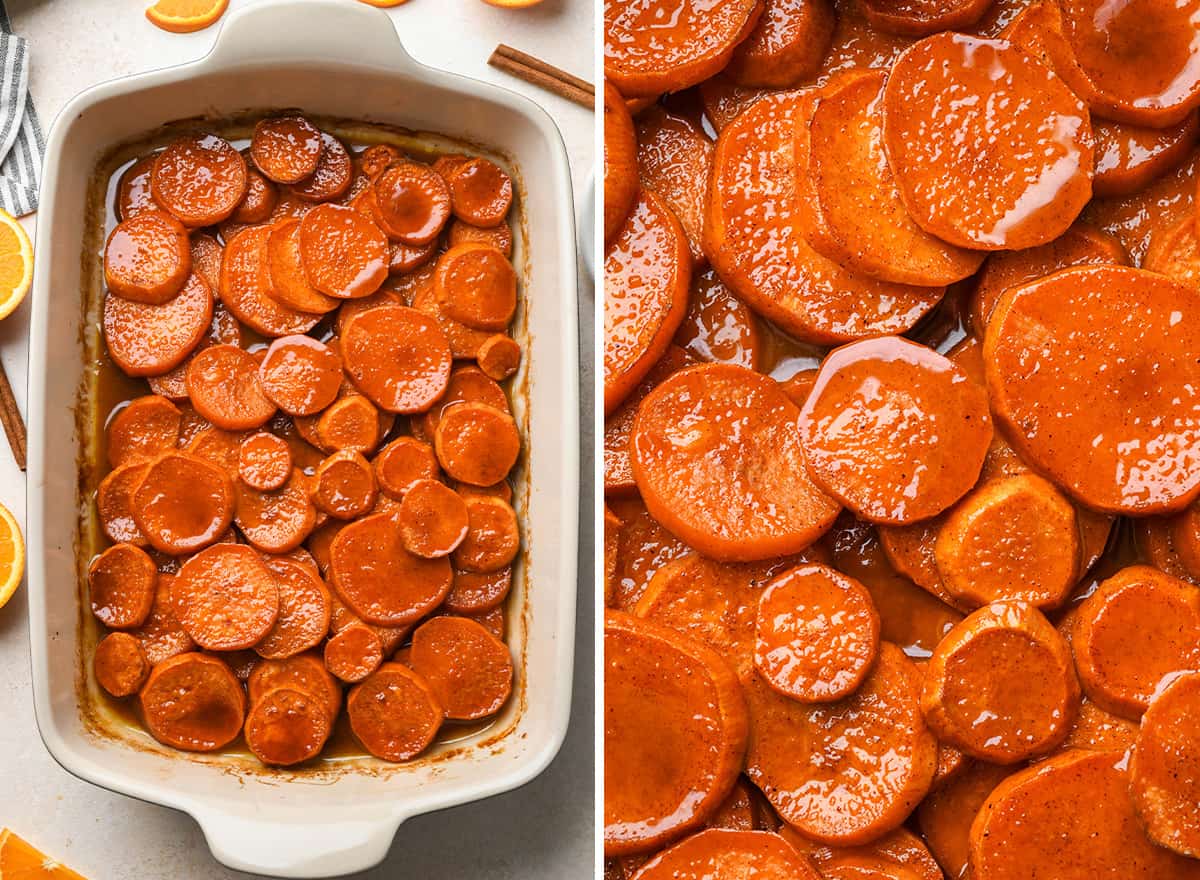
[0,0,596,876]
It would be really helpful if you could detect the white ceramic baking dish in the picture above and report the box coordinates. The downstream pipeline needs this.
[25,1,579,876]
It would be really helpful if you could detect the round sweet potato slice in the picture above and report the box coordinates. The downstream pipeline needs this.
[88,543,157,630]
[443,566,512,615]
[131,452,235,554]
[782,827,943,880]
[329,511,453,626]
[257,335,342,417]
[244,686,331,766]
[744,642,937,845]
[704,91,944,345]
[186,344,277,431]
[374,436,439,499]
[673,267,761,369]
[104,210,192,305]
[140,652,246,752]
[969,221,1127,337]
[129,575,196,665]
[632,363,839,561]
[235,469,317,554]
[922,600,1079,763]
[314,394,383,453]
[341,303,452,413]
[347,662,443,762]
[324,622,383,683]
[448,219,512,258]
[1072,565,1200,719]
[433,402,520,487]
[433,243,517,332]
[417,363,509,438]
[409,615,513,720]
[151,133,247,227]
[451,494,519,573]
[219,225,321,338]
[1093,114,1200,198]
[248,652,340,721]
[754,563,880,703]
[254,556,331,660]
[94,631,151,698]
[800,336,992,525]
[604,80,639,244]
[632,830,821,880]
[1130,671,1200,857]
[801,70,984,287]
[106,395,182,468]
[237,432,291,491]
[968,750,1200,880]
[604,188,690,413]
[396,478,468,559]
[443,157,511,228]
[103,272,213,377]
[604,610,749,857]
[863,0,992,35]
[189,233,225,292]
[985,265,1200,514]
[603,0,763,97]
[171,544,279,651]
[373,162,452,245]
[251,116,322,185]
[725,0,835,87]
[97,462,151,546]
[231,166,277,224]
[476,334,521,381]
[311,450,378,520]
[934,474,1080,609]
[882,33,1093,251]
[917,761,1016,880]
[298,203,389,300]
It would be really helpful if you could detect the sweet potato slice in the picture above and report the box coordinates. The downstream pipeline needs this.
[409,615,513,720]
[347,662,442,761]
[985,265,1200,514]
[151,133,247,227]
[94,632,151,698]
[673,268,761,369]
[1072,565,1200,719]
[140,652,246,752]
[131,451,235,555]
[254,556,331,660]
[329,511,452,626]
[298,203,389,300]
[603,0,763,97]
[632,363,839,561]
[882,33,1093,250]
[265,219,340,314]
[968,750,1200,879]
[104,210,192,304]
[237,432,291,491]
[186,344,277,431]
[235,468,317,554]
[433,402,520,488]
[1093,113,1199,198]
[782,827,943,880]
[704,91,943,345]
[725,0,834,87]
[934,474,1079,609]
[244,686,331,766]
[88,543,157,630]
[324,622,384,683]
[103,272,213,377]
[754,563,879,702]
[635,107,713,264]
[219,225,321,338]
[373,162,451,245]
[341,303,452,414]
[604,188,690,413]
[311,450,378,520]
[745,642,937,845]
[290,132,352,203]
[1130,671,1200,857]
[604,610,749,857]
[443,157,512,228]
[801,70,984,286]
[251,115,322,184]
[116,153,157,220]
[917,761,1015,880]
[396,478,468,558]
[800,337,992,525]
[923,600,1078,762]
[632,830,820,880]
[106,395,182,468]
[373,436,438,499]
[171,543,280,650]
[433,243,517,331]
[97,462,151,546]
[863,0,992,36]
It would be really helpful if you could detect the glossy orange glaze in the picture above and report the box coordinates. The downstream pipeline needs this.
[635,106,714,264]
[883,33,1093,251]
[726,0,835,87]
[1093,114,1200,198]
[672,267,762,368]
[633,829,820,879]
[1129,671,1200,857]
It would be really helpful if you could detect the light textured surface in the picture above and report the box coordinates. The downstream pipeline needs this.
[0,0,596,877]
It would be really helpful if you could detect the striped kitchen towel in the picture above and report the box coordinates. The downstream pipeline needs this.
[0,1,42,216]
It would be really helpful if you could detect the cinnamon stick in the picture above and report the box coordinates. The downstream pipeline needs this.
[0,358,25,471]
[488,45,594,111]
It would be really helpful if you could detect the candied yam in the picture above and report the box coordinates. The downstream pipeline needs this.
[151,133,247,227]
[341,303,452,413]
[105,395,181,468]
[103,210,191,304]
[251,115,323,184]
[297,203,389,300]
[103,272,213,377]
[140,653,246,752]
[235,469,317,554]
[131,451,235,554]
[88,543,157,629]
[186,344,277,431]
[257,335,343,417]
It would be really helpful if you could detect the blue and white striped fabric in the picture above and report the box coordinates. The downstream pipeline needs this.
[0,2,42,217]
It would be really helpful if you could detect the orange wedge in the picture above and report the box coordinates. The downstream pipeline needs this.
[355,0,411,7]
[0,829,88,879]
[0,501,23,610]
[0,211,31,323]
[481,0,546,6]
[145,0,229,34]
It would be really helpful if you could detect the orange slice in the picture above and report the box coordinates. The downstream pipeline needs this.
[145,0,229,33]
[0,211,32,322]
[0,829,89,879]
[355,0,411,7]
[0,501,23,610]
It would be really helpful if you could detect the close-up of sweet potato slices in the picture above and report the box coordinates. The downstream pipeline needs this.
[604,81,639,245]
[985,265,1200,514]
[603,188,690,413]
[1130,671,1200,858]
[603,0,764,97]
[882,32,1094,251]
[704,91,945,345]
[631,363,840,561]
[604,611,749,857]
[862,0,992,36]
[725,0,834,87]
[800,69,984,286]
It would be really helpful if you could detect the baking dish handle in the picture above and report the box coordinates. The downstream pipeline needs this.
[204,0,418,73]
[194,808,404,878]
